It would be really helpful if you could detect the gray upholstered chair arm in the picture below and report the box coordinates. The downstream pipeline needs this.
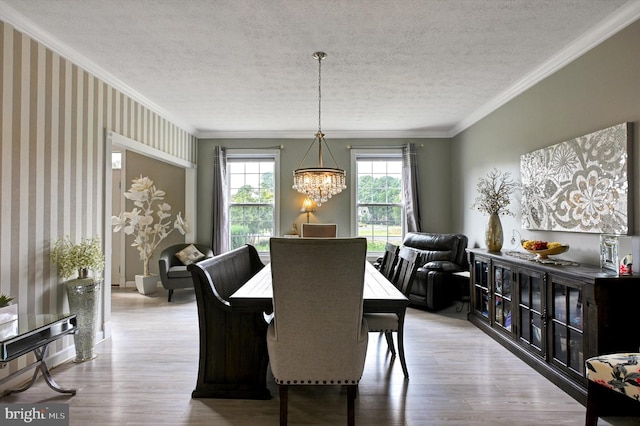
[158,255,172,282]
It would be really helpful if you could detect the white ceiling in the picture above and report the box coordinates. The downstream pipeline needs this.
[2,0,640,138]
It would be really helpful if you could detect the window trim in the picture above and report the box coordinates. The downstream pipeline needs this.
[226,149,280,253]
[350,149,404,254]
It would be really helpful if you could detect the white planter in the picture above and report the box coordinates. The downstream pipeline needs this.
[0,319,18,339]
[0,303,18,324]
[135,275,158,295]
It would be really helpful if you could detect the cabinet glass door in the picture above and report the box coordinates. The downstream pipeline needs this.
[473,259,490,320]
[550,277,584,377]
[518,269,545,356]
[493,262,512,332]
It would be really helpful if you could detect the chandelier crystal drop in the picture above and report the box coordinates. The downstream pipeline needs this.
[292,52,346,206]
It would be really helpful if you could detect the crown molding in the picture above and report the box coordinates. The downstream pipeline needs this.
[0,0,197,136]
[451,0,640,137]
[195,128,451,140]
[3,0,639,141]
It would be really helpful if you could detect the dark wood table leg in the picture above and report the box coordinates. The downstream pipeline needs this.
[397,309,409,379]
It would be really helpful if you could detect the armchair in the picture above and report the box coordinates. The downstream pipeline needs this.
[401,232,468,310]
[158,243,213,302]
[585,353,640,425]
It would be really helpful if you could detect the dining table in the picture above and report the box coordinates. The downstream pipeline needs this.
[228,261,410,396]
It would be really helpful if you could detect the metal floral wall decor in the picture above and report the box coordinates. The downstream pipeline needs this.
[520,122,632,234]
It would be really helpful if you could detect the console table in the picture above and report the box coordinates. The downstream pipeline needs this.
[0,313,77,396]
[467,249,640,404]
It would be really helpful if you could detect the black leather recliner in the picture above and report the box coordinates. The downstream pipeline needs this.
[401,232,468,311]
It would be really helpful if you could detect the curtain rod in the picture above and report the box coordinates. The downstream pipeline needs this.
[222,145,284,150]
[346,144,424,149]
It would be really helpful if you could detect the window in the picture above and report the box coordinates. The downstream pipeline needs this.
[352,151,404,252]
[227,150,279,252]
[111,152,122,169]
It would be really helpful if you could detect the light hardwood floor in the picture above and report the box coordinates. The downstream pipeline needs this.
[1,286,635,425]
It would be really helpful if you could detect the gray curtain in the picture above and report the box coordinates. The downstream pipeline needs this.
[402,143,422,232]
[211,146,229,254]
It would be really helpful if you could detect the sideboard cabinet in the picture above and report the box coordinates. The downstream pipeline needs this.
[467,248,640,403]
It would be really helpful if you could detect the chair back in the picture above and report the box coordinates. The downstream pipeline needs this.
[300,223,338,238]
[268,237,368,382]
[393,247,422,295]
[188,245,264,309]
[379,242,400,280]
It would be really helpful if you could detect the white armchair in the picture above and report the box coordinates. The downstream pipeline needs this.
[268,237,368,426]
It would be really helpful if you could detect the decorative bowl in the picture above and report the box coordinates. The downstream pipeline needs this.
[523,244,569,259]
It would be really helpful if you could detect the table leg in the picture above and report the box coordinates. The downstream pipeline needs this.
[3,344,76,396]
[397,309,409,379]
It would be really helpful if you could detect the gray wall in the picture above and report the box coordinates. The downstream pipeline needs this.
[453,19,640,265]
[196,137,454,246]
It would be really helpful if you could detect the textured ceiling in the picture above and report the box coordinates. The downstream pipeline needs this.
[2,0,639,138]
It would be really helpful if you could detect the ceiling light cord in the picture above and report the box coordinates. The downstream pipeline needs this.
[317,51,323,135]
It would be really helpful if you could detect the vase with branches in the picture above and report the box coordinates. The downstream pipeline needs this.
[112,175,188,277]
[471,168,518,251]
[51,235,105,362]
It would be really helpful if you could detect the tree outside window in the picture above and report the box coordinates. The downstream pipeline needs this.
[356,158,403,252]
[228,159,275,251]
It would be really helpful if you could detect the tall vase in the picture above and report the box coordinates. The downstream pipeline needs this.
[65,277,101,362]
[485,213,503,252]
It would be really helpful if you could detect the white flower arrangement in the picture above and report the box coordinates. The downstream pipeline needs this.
[112,175,189,276]
[51,235,105,279]
[471,168,518,217]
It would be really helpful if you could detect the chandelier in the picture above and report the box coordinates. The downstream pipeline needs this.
[292,52,346,206]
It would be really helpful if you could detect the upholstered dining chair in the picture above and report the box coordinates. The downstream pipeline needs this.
[268,237,369,426]
[363,247,421,379]
[300,223,338,238]
[585,353,640,425]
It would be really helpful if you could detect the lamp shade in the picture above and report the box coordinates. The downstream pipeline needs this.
[300,197,318,213]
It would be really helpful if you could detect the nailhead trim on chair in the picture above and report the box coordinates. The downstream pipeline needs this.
[274,378,360,385]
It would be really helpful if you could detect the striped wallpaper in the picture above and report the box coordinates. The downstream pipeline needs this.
[0,20,197,377]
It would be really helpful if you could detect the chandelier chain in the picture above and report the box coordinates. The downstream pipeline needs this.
[317,53,322,134]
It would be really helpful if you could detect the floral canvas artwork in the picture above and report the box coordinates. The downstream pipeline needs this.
[520,122,631,234]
